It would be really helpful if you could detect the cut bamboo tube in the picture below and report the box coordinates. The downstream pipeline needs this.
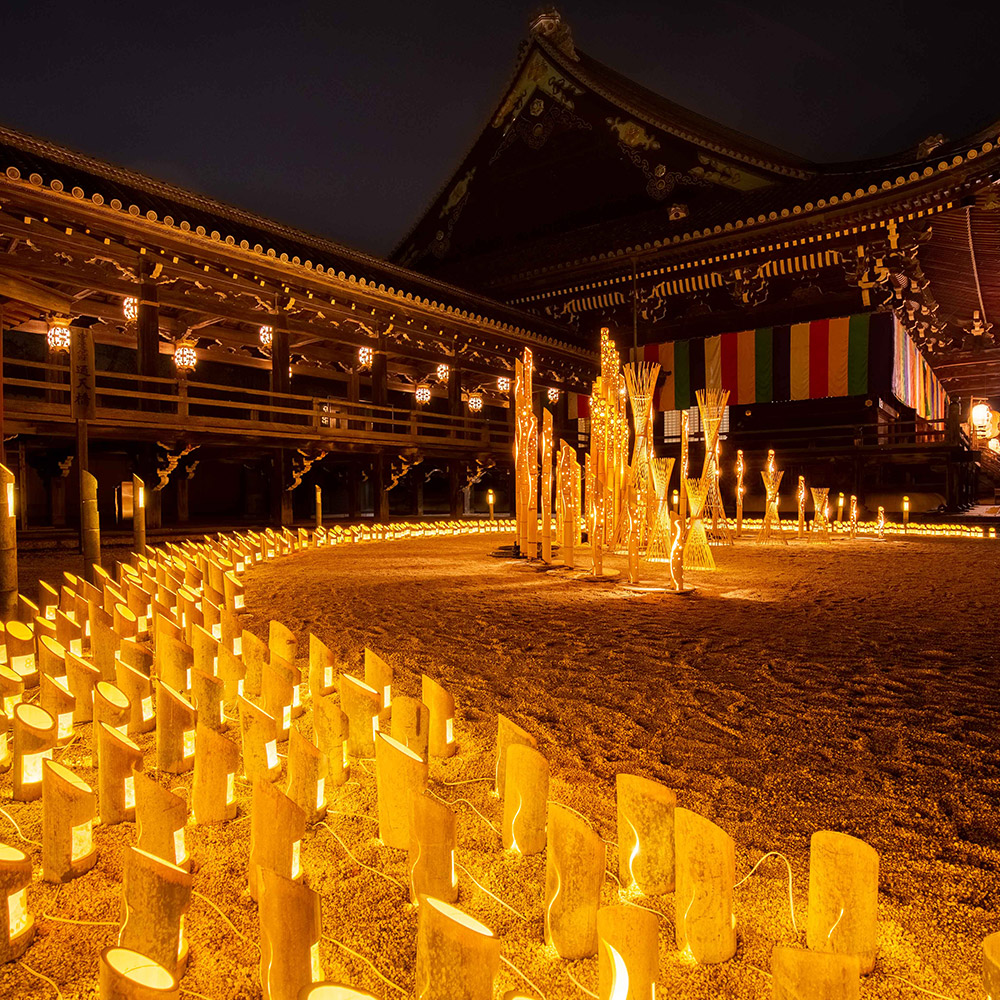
[38,580,59,621]
[0,465,16,622]
[93,680,131,769]
[119,846,192,978]
[134,771,190,871]
[248,777,305,901]
[33,615,57,650]
[0,664,23,722]
[119,637,153,675]
[126,581,152,640]
[308,634,337,697]
[238,694,281,782]
[364,647,392,710]
[66,650,100,723]
[285,726,328,824]
[502,744,548,856]
[297,984,379,1000]
[201,598,221,642]
[415,897,500,1000]
[55,607,83,655]
[176,586,201,645]
[155,681,197,774]
[223,571,244,611]
[155,634,193,693]
[770,946,861,999]
[39,672,75,744]
[390,695,429,760]
[985,932,1000,1000]
[0,844,34,962]
[190,668,225,732]
[98,723,143,824]
[220,608,241,657]
[263,661,295,741]
[191,623,218,677]
[116,657,156,735]
[42,758,97,882]
[19,595,41,625]
[12,702,57,801]
[339,675,379,758]
[218,646,246,704]
[114,603,139,642]
[495,715,536,798]
[5,620,37,688]
[313,695,349,787]
[409,791,458,904]
[91,605,121,682]
[376,732,428,850]
[192,723,240,825]
[544,803,605,959]
[259,867,322,1000]
[617,774,676,895]
[596,904,658,1000]
[38,634,68,679]
[98,946,179,1000]
[269,620,297,666]
[242,630,268,699]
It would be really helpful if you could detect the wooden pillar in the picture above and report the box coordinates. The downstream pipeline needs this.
[372,453,389,523]
[176,476,189,524]
[271,327,292,527]
[0,464,16,620]
[448,362,463,519]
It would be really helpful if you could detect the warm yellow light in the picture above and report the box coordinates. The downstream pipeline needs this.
[291,839,301,879]
[5,482,13,518]
[265,740,278,770]
[124,775,136,809]
[71,820,92,861]
[259,325,274,348]
[141,696,153,721]
[173,828,185,865]
[358,345,374,367]
[436,362,449,381]
[22,749,51,785]
[415,384,431,404]
[173,344,197,373]
[497,376,511,392]
[468,393,483,413]
[226,773,235,805]
[47,322,71,353]
[547,387,560,403]
[123,296,138,322]
[316,778,325,809]
[137,486,144,509]
[7,888,29,937]
[487,490,495,503]
[971,402,990,429]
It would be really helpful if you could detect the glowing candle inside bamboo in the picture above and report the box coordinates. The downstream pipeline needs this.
[98,946,179,1000]
[0,844,34,962]
[12,702,56,801]
[495,714,537,798]
[415,897,500,1000]
[421,674,456,759]
[390,695,430,760]
[409,792,458,904]
[248,777,305,902]
[98,723,143,824]
[115,657,156,736]
[364,647,392,710]
[40,672,76,744]
[238,695,281,782]
[134,771,190,871]
[286,726,328,824]
[502,744,548,856]
[5,620,37,687]
[616,774,676,895]
[223,571,245,612]
[192,723,240,825]
[258,868,322,1000]
[41,759,97,882]
[308,633,338,697]
[339,675,380,758]
[770,946,860,999]
[114,602,139,642]
[155,681,197,774]
[375,731,428,849]
[91,606,122,681]
[191,668,225,733]
[597,904,658,1000]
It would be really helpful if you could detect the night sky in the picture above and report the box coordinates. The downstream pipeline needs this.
[3,2,995,256]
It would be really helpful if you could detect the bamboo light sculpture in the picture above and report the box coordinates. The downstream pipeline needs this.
[5,620,37,687]
[81,470,102,584]
[38,634,68,679]
[114,603,139,643]
[985,932,1000,999]
[770,946,860,999]
[116,658,156,735]
[415,897,500,1000]
[218,646,246,703]
[422,674,456,758]
[40,671,75,744]
[674,808,736,964]
[495,715,537,799]
[242,629,269,699]
[735,450,745,537]
[119,846,192,978]
[376,731,428,849]
[682,477,714,570]
[134,772,190,871]
[133,475,147,554]
[191,623,218,679]
[540,408,554,563]
[811,488,831,541]
[877,507,886,540]
[0,845,34,962]
[238,695,281,782]
[263,661,295,740]
[286,726,328,824]
[99,946,179,1000]
[248,777,305,901]
[545,804,605,958]
[42,759,97,882]
[502,744,548,855]
[155,681,197,774]
[390,695,430,760]
[642,457,676,565]
[806,831,879,974]
[98,724,143,824]
[557,441,579,569]
[155,634,193,693]
[849,496,858,539]
[270,619,298,668]
[797,476,807,537]
[259,868,322,1000]
[757,450,788,545]
[191,668,225,732]
[12,702,57,801]
[409,792,458,904]
[192,723,240,825]
[0,465,16,621]
[339,675,380,758]
[91,606,123,681]
[597,905,658,1000]
[308,634,338,697]
[617,774,676,895]
[0,664,22,722]
[364,647,392,710]
[697,391,732,546]
[313,695,349,787]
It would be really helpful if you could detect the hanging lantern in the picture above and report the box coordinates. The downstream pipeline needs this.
[46,321,71,354]
[173,344,197,374]
[497,376,511,392]
[547,387,560,404]
[415,385,431,405]
[358,345,374,368]
[437,363,449,381]
[123,297,138,323]
[259,325,274,349]
[468,393,483,413]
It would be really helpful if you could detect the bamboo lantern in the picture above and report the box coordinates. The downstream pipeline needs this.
[223,571,245,611]
[191,623,218,678]
[201,599,222,641]
[34,615,57,650]
[12,702,57,801]
[673,808,736,964]
[40,672,76,744]
[116,657,156,735]
[5,620,36,687]
[313,696,349,787]
[114,603,139,642]
[34,586,55,620]
[617,774,676,895]
[38,634,68,680]
[409,791,458,904]
[119,637,153,675]
[98,947,179,1000]
[495,715,537,798]
[152,605,182,650]
[176,586,201,644]
[269,620,298,667]
[770,946,860,999]
[155,634,193,693]
[135,772,190,871]
[133,473,147,554]
[0,664,23,722]
[155,681,197,774]
[238,695,281,782]
[248,777,305,901]
[190,668,225,732]
[390,695,430,760]
[263,662,295,740]
[67,650,101,723]
[259,867,322,1000]
[42,758,97,882]
[91,605,121,681]
[286,726,328,824]
[363,647,392,710]
[415,897,500,1000]
[297,984,378,1000]
[596,905,658,1000]
[544,803,605,958]
[218,646,246,703]
[985,932,1000,999]
[93,681,131,768]
[0,465,16,621]
[98,724,143,824]
[0,845,34,962]
[502,744,548,855]
[55,607,83,655]
[421,675,456,759]
[242,630,268,699]
[340,675,379,757]
[119,846,192,978]
[806,831,879,974]
[219,606,241,658]
[376,732,428,849]
[192,723,240,825]
[308,634,337,697]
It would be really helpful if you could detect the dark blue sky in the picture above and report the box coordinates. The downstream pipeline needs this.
[3,1,994,254]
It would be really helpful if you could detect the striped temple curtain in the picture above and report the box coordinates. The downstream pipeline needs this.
[891,315,948,421]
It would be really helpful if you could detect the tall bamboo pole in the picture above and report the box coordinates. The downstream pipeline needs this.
[81,472,101,585]
[133,475,146,555]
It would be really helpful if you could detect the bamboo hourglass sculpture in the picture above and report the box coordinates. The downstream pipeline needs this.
[415,897,500,1000]
[190,669,225,732]
[390,695,430,760]
[597,905,658,1000]
[134,772,190,871]
[119,846,192,978]
[218,647,246,703]
[93,681,131,768]
[421,674,456,759]
[259,868,322,1000]
[5,620,37,687]
[99,947,179,1000]
[242,630,268,699]
[770,946,860,999]
[757,450,788,545]
[545,803,606,958]
[263,660,295,740]
[98,724,143,824]
[375,731,428,849]
[674,808,736,964]
[67,649,100,723]
[313,696,349,788]
[811,488,831,541]
[38,634,68,680]
[42,759,97,882]
[248,778,305,902]
[238,695,281,782]
[12,702,57,801]
[502,744,548,855]
[0,845,34,962]
[806,831,879,974]
[409,792,458,904]
[286,726,328,824]
[155,681,197,774]
[116,658,156,736]
[308,634,338,697]
[192,723,240,825]
[340,675,379,758]
[616,774,677,895]
[155,634,193,693]
[364,647,392,710]
[40,672,76,744]
[495,715,537,799]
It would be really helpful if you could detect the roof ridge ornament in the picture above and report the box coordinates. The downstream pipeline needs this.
[529,8,577,60]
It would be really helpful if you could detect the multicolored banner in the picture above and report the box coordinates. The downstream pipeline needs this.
[892,317,948,421]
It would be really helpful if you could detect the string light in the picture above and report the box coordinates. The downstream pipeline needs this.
[174,344,197,374]
[547,387,560,404]
[358,345,374,367]
[46,323,71,353]
[468,393,483,413]
[415,385,431,404]
[259,325,273,349]
[497,376,511,392]
[123,297,138,323]
[437,363,450,381]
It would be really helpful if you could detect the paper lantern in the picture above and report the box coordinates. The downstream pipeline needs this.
[134,772,190,871]
[806,831,879,974]
[98,946,179,1000]
[421,675,456,759]
[98,723,143,824]
[12,702,56,801]
[497,376,511,392]
[545,803,605,958]
[115,657,156,735]
[340,675,379,757]
[363,647,392,710]
[173,344,197,374]
[770,946,860,999]
[375,732,428,849]
[238,695,281,783]
[358,345,373,367]
[313,695,349,788]
[390,695,430,760]
[286,727,328,824]
[308,634,338,697]
[410,792,458,904]
[502,744,548,856]
[155,681,197,774]
[248,778,305,901]
[41,759,97,882]
[597,905,658,1000]
[415,384,431,404]
[259,325,274,349]
[616,774,676,895]
[192,723,240,825]
[416,897,499,1000]
[259,868,322,1000]
[495,715,537,798]
[0,845,34,961]
[39,672,75,744]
